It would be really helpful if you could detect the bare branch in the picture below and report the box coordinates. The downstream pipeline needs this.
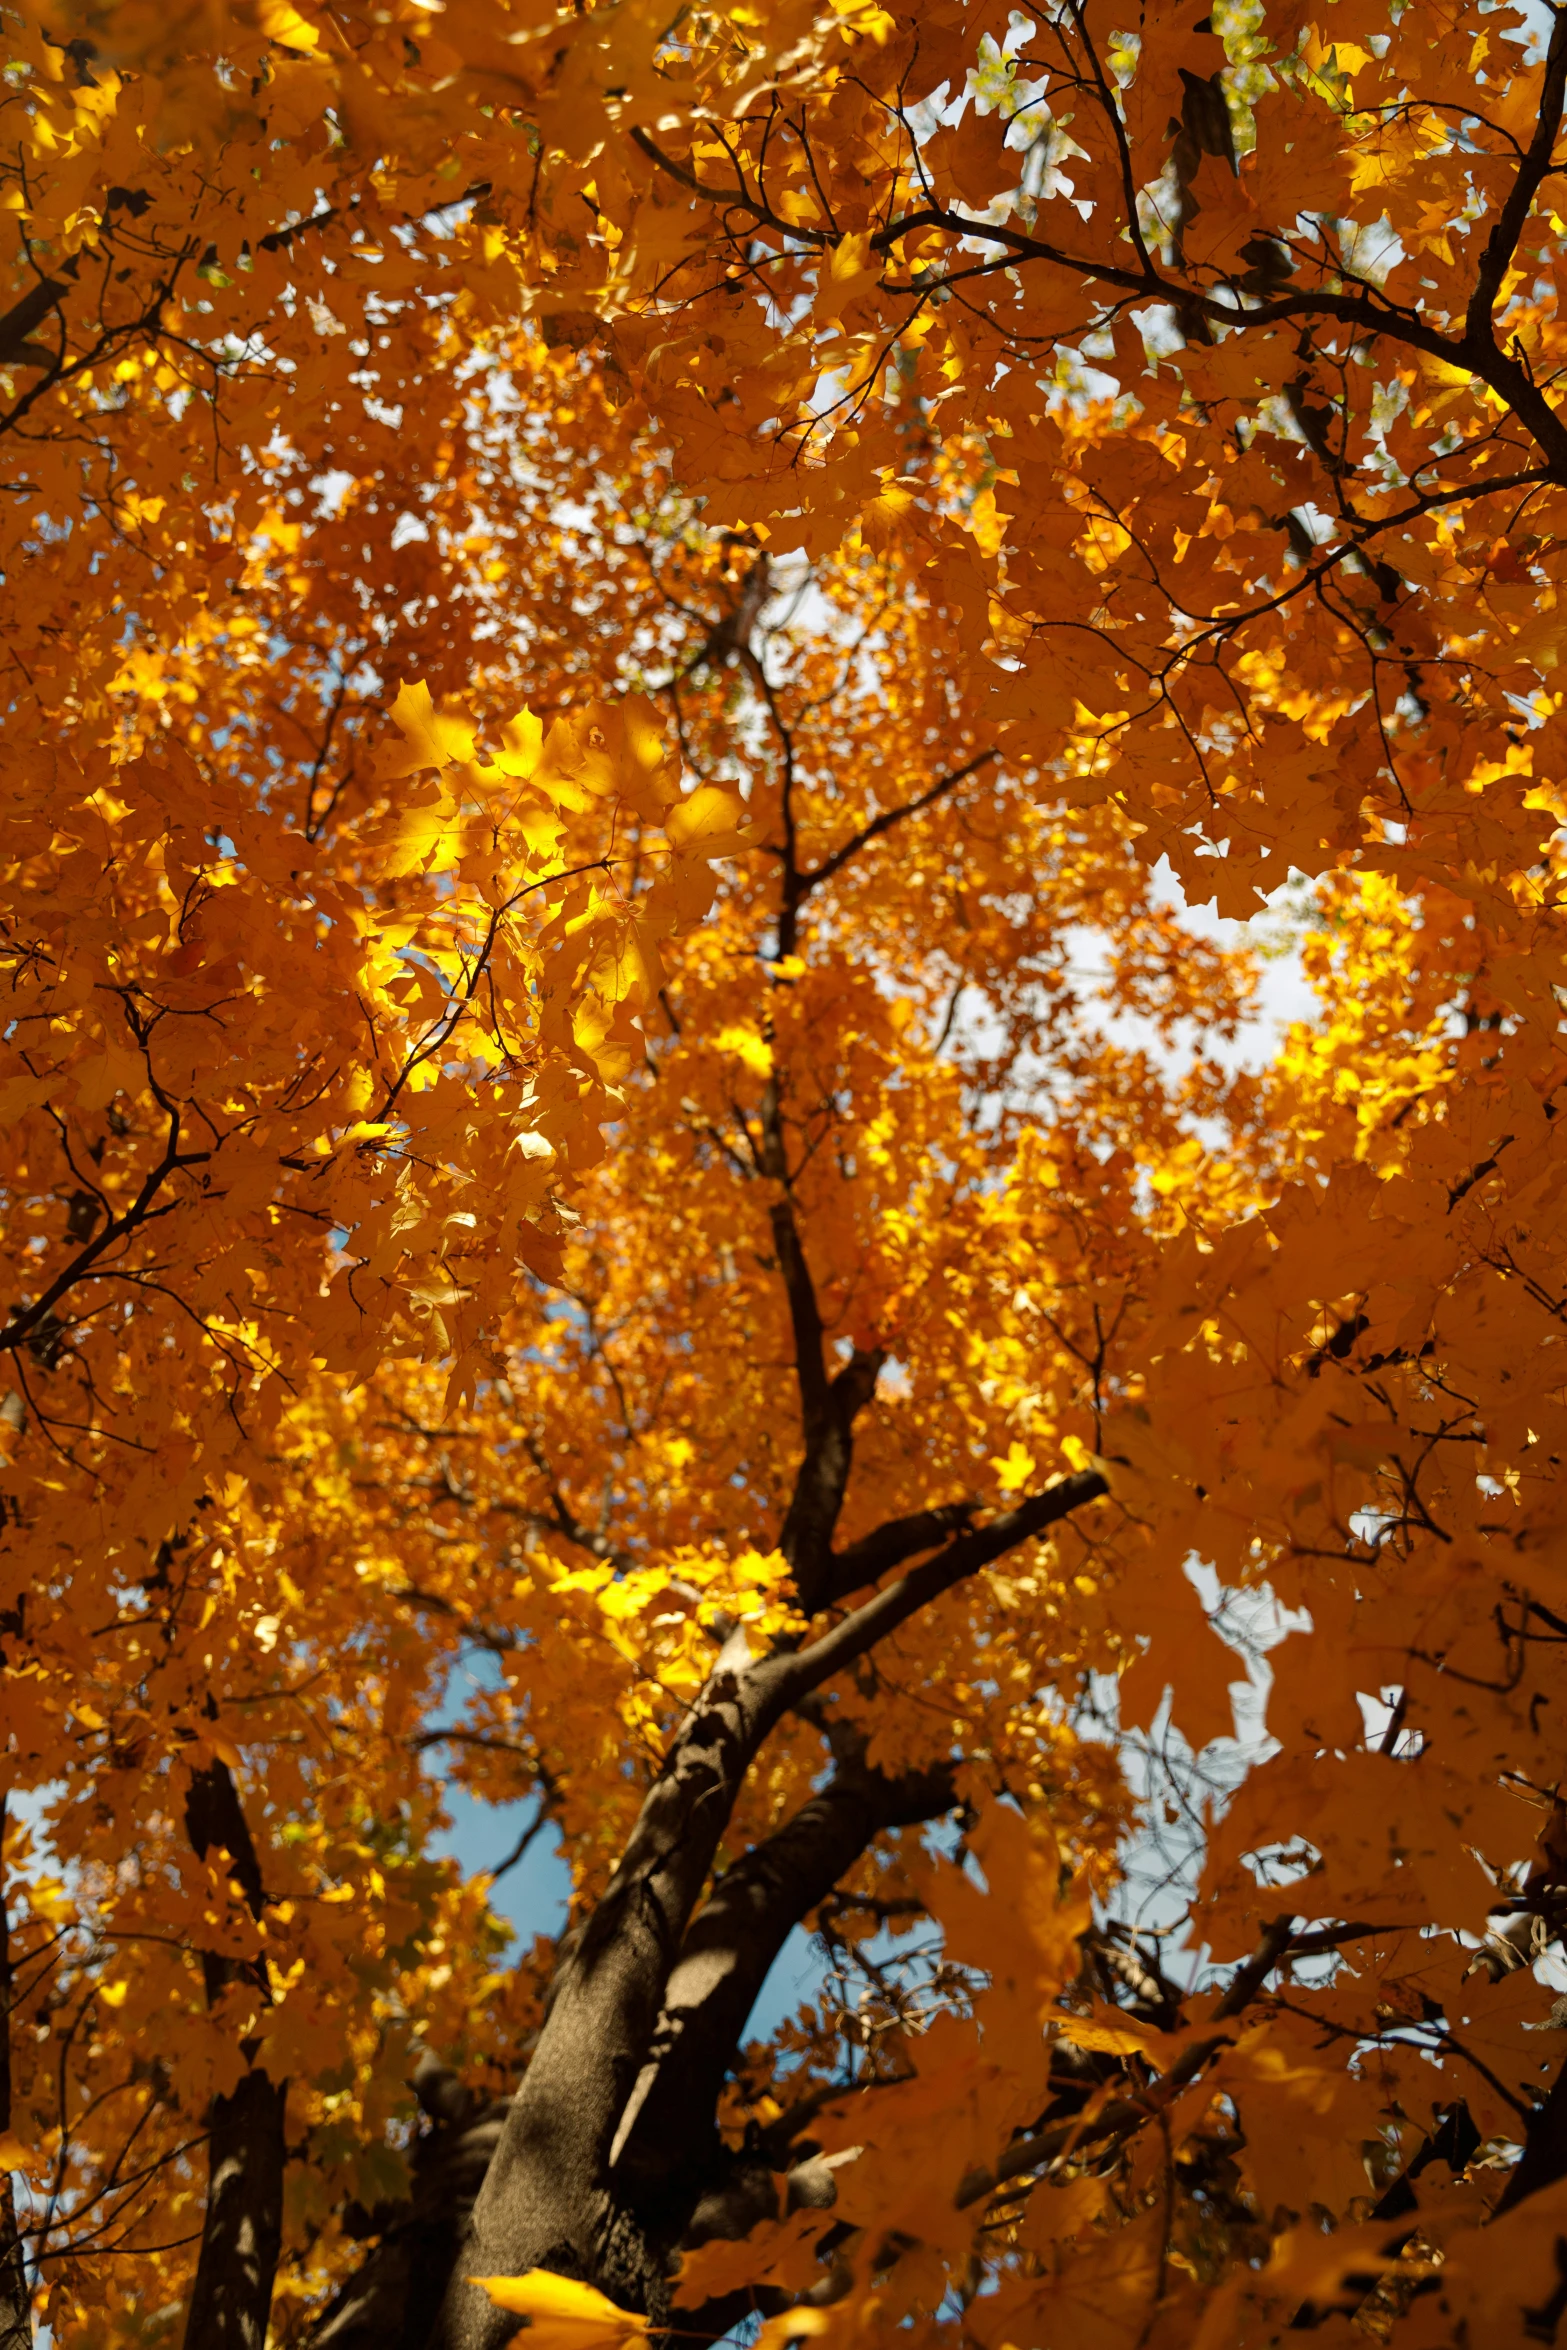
[774,1472,1111,1713]
[798,749,999,898]
[818,1500,978,1609]
[1466,8,1567,355]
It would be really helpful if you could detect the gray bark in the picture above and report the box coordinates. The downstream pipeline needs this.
[424,1622,795,2350]
[344,1754,952,2347]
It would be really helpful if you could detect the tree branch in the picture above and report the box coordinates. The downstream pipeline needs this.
[758,1077,885,1606]
[630,123,1567,480]
[818,1501,978,1609]
[610,1750,955,2243]
[0,1107,204,1359]
[1466,8,1567,355]
[0,277,68,370]
[798,749,998,898]
[773,1473,1110,1713]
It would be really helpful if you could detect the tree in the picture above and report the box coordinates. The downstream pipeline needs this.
[0,18,756,2319]
[6,1,1567,2346]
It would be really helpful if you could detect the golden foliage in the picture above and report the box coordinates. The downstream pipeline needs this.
[5,0,1567,2344]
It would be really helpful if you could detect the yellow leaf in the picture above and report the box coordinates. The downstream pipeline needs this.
[666,785,751,856]
[491,708,545,778]
[377,680,478,778]
[258,0,321,49]
[471,2270,652,2350]
[0,2132,31,2173]
[1054,2014,1157,2057]
[819,231,881,317]
[859,478,918,552]
[621,696,669,781]
[716,1023,774,1079]
[374,801,459,878]
[991,1440,1036,1493]
[755,2313,832,2350]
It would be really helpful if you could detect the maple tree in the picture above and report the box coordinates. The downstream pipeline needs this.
[7,0,1567,2347]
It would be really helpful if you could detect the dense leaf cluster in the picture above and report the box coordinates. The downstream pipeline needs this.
[5,2,1567,2346]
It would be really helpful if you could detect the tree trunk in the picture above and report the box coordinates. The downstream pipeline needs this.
[0,2174,25,2350]
[0,1802,31,2350]
[183,1758,288,2350]
[420,1630,779,2350]
[182,2067,288,2350]
[409,1477,1107,2350]
[413,1756,957,2348]
[610,1751,954,2248]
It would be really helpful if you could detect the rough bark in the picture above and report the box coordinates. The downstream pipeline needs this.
[319,1756,951,2344]
[184,2067,287,2350]
[182,1758,287,2350]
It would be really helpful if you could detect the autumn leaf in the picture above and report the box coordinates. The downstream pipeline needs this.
[990,1440,1036,1493]
[13,9,1567,2346]
[859,478,919,552]
[377,679,480,778]
[472,2270,653,2349]
[817,231,881,320]
[666,784,752,856]
[932,1804,1091,2027]
[717,1022,774,1078]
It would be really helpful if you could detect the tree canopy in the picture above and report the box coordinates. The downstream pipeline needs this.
[6,3,1567,2348]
